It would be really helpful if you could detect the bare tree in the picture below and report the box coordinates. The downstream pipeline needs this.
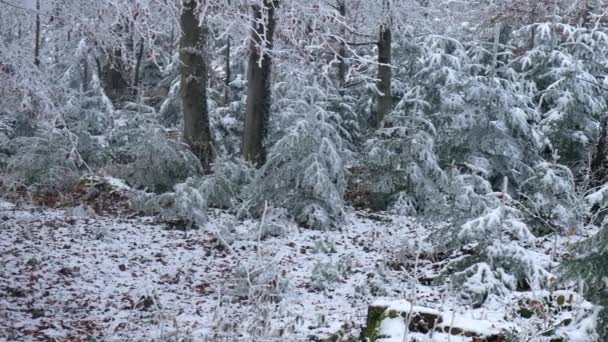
[180,0,214,171]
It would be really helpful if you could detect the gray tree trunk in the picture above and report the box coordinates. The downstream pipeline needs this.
[242,1,278,166]
[591,116,608,184]
[224,36,231,105]
[337,0,347,94]
[375,26,392,127]
[133,37,145,95]
[180,0,214,171]
[34,0,40,67]
[103,17,130,102]
[104,46,129,101]
[82,55,89,92]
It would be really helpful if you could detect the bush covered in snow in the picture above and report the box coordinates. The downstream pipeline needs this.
[106,119,202,193]
[442,185,553,306]
[247,88,350,229]
[365,110,447,215]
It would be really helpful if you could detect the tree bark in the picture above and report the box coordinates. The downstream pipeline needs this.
[242,1,279,166]
[498,23,511,65]
[103,17,130,102]
[591,115,608,183]
[105,46,129,100]
[82,54,89,92]
[337,0,347,94]
[180,0,214,171]
[95,57,102,81]
[34,0,40,67]
[224,36,231,105]
[133,37,145,95]
[375,25,392,127]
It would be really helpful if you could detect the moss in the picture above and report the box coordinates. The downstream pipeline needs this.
[518,307,534,319]
[387,309,399,319]
[362,305,387,342]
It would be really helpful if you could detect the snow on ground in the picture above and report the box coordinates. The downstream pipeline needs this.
[0,197,598,341]
[0,198,433,341]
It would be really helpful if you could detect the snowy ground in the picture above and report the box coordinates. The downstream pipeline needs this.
[0,197,428,341]
[0,197,599,341]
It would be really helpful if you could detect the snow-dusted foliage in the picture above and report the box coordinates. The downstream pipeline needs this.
[416,35,543,188]
[445,164,495,223]
[130,177,209,227]
[130,157,253,226]
[311,254,354,291]
[3,129,83,189]
[365,110,447,215]
[106,116,202,192]
[191,156,255,209]
[158,77,182,127]
[446,188,553,305]
[519,162,582,235]
[248,86,350,229]
[565,224,608,340]
[515,23,608,166]
[564,183,608,340]
[0,38,113,190]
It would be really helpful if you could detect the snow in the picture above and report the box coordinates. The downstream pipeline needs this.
[102,176,132,190]
[0,198,599,341]
[0,199,14,210]
[0,200,432,340]
[372,299,512,341]
[378,317,406,342]
[372,299,441,316]
[441,312,510,336]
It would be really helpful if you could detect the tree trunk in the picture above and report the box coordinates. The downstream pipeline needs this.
[578,0,592,27]
[82,55,89,92]
[103,17,130,102]
[337,0,347,94]
[180,0,214,172]
[34,0,41,67]
[528,26,536,50]
[105,47,129,100]
[95,57,102,81]
[242,1,279,166]
[498,23,511,65]
[591,115,608,184]
[224,36,232,105]
[133,37,145,95]
[375,25,392,127]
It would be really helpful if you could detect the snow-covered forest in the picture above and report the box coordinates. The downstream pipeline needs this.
[2,0,608,341]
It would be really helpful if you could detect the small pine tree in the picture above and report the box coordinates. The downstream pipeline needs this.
[248,86,350,229]
[515,23,608,167]
[107,121,202,192]
[518,161,582,235]
[417,35,543,189]
[564,184,608,339]
[446,180,552,305]
[365,109,447,215]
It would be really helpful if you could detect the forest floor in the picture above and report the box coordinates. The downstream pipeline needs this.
[0,188,599,341]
